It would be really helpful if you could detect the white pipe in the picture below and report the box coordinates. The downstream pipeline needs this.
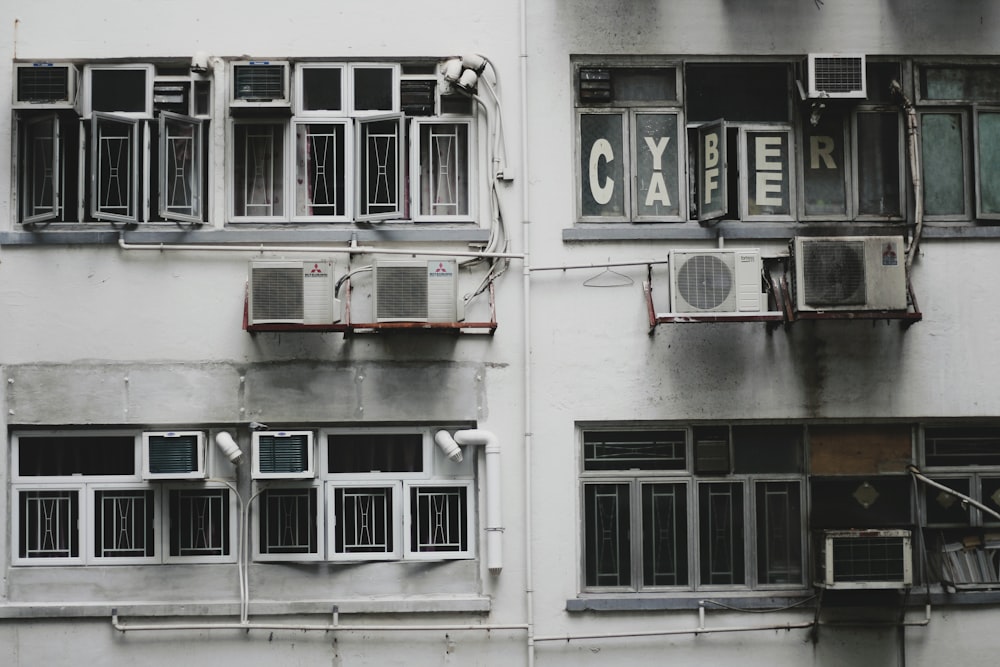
[435,429,503,574]
[533,621,815,643]
[118,236,524,261]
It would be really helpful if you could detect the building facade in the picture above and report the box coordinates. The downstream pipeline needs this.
[2,0,1000,664]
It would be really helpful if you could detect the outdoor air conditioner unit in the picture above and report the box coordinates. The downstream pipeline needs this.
[818,529,913,589]
[668,249,765,314]
[252,431,315,479]
[806,54,867,99]
[13,63,78,109]
[230,60,290,107]
[248,259,340,326]
[373,258,459,323]
[793,236,907,312]
[142,431,207,480]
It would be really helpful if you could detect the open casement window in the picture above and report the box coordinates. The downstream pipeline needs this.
[974,107,1000,220]
[90,113,141,223]
[412,118,473,221]
[356,114,404,221]
[158,112,204,223]
[293,120,349,221]
[20,113,63,224]
[232,120,286,219]
[695,120,728,221]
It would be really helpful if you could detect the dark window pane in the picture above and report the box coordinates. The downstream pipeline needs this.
[866,62,902,105]
[925,477,972,525]
[857,111,901,216]
[334,486,394,554]
[801,110,848,217]
[18,435,136,476]
[686,64,790,123]
[925,427,1000,467]
[642,483,687,586]
[259,488,318,555]
[579,112,626,217]
[584,430,686,471]
[354,68,394,111]
[411,485,468,553]
[612,67,677,103]
[699,482,744,585]
[733,425,803,474]
[91,69,147,113]
[980,478,1000,524]
[328,433,423,473]
[169,489,230,557]
[301,68,342,111]
[584,483,631,587]
[921,66,1000,102]
[977,111,1000,217]
[756,482,802,584]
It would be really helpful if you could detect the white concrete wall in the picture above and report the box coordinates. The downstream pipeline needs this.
[2,0,1000,665]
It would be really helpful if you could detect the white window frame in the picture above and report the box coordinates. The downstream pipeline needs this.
[348,63,401,114]
[158,111,204,223]
[81,63,154,119]
[229,118,290,221]
[19,112,63,224]
[11,431,236,566]
[294,63,347,117]
[355,113,405,222]
[404,479,475,561]
[291,118,352,222]
[410,117,475,222]
[90,112,143,223]
[326,480,403,561]
[252,483,324,562]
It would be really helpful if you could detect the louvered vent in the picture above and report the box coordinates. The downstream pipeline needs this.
[253,432,314,479]
[807,54,866,99]
[143,431,205,479]
[799,239,867,307]
[401,79,436,116]
[232,62,288,104]
[251,266,304,321]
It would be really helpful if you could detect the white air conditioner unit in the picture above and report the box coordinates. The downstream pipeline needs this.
[818,529,913,589]
[142,431,206,480]
[252,431,315,479]
[13,63,78,109]
[793,236,907,312]
[230,60,290,107]
[669,249,764,314]
[807,54,867,99]
[248,259,340,326]
[373,258,459,323]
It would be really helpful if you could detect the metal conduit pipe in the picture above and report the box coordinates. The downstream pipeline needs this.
[533,621,816,643]
[434,429,503,574]
[909,465,1000,523]
[117,235,524,261]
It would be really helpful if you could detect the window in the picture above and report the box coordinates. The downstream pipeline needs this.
[920,426,1000,586]
[573,59,909,224]
[917,65,1000,221]
[254,428,475,562]
[580,426,804,593]
[13,62,210,225]
[230,62,475,224]
[11,431,235,565]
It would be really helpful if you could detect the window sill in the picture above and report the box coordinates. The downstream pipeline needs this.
[562,220,1000,242]
[0,225,491,247]
[0,595,492,620]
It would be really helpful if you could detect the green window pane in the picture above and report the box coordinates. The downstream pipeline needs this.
[921,112,967,216]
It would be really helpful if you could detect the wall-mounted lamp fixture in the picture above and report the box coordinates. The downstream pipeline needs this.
[214,431,244,464]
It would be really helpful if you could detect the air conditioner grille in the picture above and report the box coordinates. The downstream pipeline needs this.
[256,434,310,474]
[251,267,304,321]
[812,56,864,95]
[676,254,734,310]
[147,434,200,475]
[234,65,285,101]
[17,66,70,103]
[376,266,429,320]
[800,240,867,306]
[831,534,908,584]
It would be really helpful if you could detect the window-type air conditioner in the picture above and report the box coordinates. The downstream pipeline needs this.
[248,259,340,326]
[231,60,290,107]
[668,249,764,314]
[252,431,315,479]
[807,54,867,99]
[793,236,907,312]
[13,63,78,109]
[373,258,459,323]
[818,529,913,589]
[142,431,206,480]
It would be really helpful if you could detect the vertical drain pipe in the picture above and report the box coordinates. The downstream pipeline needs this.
[435,429,503,573]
